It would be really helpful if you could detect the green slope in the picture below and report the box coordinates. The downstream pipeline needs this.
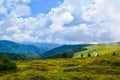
[0,40,43,54]
[0,40,43,60]
[44,44,90,58]
[73,43,120,58]
[0,56,120,80]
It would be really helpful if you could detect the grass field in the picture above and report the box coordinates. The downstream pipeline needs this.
[73,44,120,58]
[0,55,120,80]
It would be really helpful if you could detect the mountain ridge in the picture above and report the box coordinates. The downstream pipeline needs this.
[0,40,42,54]
[21,42,61,54]
[44,44,91,58]
[0,40,44,60]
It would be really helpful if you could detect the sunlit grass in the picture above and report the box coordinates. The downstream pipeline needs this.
[73,44,120,58]
[0,55,120,80]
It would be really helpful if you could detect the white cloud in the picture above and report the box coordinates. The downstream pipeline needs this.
[0,20,5,25]
[22,0,31,3]
[0,7,7,15]
[0,0,4,6]
[49,12,74,32]
[94,0,120,42]
[0,0,120,44]
[51,24,94,44]
[12,33,38,42]
[11,5,31,17]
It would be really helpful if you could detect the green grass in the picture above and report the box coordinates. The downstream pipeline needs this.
[0,55,120,80]
[73,44,120,58]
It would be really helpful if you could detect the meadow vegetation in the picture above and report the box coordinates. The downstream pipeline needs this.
[0,54,17,72]
[0,55,120,80]
[73,44,120,58]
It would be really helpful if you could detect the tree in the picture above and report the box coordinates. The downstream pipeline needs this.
[1,54,10,63]
[88,53,91,57]
[112,52,116,56]
[62,52,67,58]
[81,54,83,58]
[0,54,17,71]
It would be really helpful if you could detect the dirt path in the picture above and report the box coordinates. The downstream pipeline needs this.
[94,51,98,57]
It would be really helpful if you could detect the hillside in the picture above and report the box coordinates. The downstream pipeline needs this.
[0,40,43,54]
[0,40,43,60]
[73,43,120,58]
[44,44,91,58]
[0,56,120,80]
[1,40,120,60]
[22,42,61,54]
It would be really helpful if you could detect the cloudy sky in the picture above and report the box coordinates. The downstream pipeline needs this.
[0,0,120,44]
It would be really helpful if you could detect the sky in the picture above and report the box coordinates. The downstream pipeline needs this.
[0,0,120,44]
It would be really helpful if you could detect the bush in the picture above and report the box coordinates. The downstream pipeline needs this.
[81,54,83,58]
[0,61,4,71]
[0,54,17,72]
[112,52,116,56]
[3,62,17,71]
[88,53,91,57]
[1,54,10,63]
[62,53,67,58]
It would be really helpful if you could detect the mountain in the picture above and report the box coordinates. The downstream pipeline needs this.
[0,40,43,60]
[44,44,91,58]
[0,40,43,54]
[1,40,119,60]
[22,42,61,54]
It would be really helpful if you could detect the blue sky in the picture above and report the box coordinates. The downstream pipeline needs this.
[0,0,120,44]
[29,0,63,16]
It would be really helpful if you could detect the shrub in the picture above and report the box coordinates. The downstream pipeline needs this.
[3,62,17,71]
[0,61,4,71]
[1,54,10,63]
[81,54,83,58]
[112,52,116,56]
[111,62,120,66]
[0,54,17,71]
[88,53,91,57]
[62,52,67,58]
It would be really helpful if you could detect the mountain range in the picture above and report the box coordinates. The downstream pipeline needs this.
[22,42,61,54]
[44,44,91,58]
[0,40,42,54]
[0,40,45,60]
[0,40,90,59]
[1,40,119,60]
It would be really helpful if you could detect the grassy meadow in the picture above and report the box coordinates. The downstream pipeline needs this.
[0,55,120,80]
[73,44,120,58]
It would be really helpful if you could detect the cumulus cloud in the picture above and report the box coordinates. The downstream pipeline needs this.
[94,0,120,42]
[0,0,4,6]
[0,0,120,44]
[49,12,74,32]
[22,0,31,3]
[0,7,6,15]
[11,5,31,17]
